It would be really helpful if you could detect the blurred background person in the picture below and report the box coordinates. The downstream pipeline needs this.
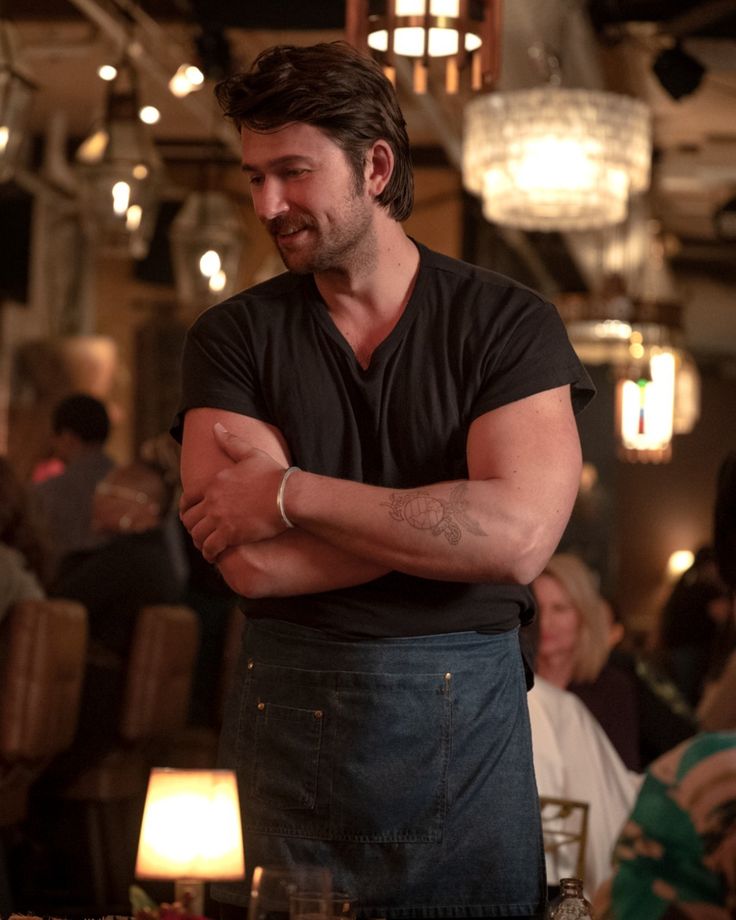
[650,545,732,709]
[533,553,642,770]
[533,553,696,772]
[33,393,115,578]
[694,452,736,732]
[50,459,186,659]
[43,459,186,784]
[0,456,48,619]
[593,731,736,919]
[521,616,640,901]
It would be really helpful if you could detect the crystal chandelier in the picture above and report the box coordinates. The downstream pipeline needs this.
[463,87,652,230]
[346,0,501,93]
[0,20,36,183]
[170,190,246,311]
[75,61,163,259]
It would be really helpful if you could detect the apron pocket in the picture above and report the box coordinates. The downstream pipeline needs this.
[252,701,324,810]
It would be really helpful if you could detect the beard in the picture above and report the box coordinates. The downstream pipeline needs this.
[266,189,376,276]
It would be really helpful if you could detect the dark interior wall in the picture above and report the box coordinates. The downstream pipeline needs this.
[613,367,736,633]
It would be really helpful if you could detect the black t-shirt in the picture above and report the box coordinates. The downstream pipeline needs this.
[172,241,594,638]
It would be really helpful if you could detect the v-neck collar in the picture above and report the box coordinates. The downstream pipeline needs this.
[304,240,428,377]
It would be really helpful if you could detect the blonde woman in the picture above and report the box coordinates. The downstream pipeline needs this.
[532,553,642,770]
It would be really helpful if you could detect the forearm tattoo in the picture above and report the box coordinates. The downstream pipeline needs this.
[383,482,488,545]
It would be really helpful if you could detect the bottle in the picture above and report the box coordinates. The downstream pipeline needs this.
[547,877,594,918]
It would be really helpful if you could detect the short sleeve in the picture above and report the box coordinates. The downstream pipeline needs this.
[471,299,595,421]
[170,302,271,443]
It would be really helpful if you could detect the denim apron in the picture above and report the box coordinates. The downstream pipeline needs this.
[212,618,546,919]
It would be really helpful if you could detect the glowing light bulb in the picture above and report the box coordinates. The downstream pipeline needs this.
[126,204,143,230]
[112,181,131,215]
[169,64,205,98]
[667,549,694,579]
[0,126,9,154]
[199,250,221,278]
[139,105,160,125]
[98,64,118,81]
[209,270,227,292]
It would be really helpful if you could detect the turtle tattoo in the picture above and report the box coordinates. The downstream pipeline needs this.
[383,483,487,545]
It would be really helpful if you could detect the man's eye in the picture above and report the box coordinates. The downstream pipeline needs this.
[249,175,264,187]
[285,168,307,178]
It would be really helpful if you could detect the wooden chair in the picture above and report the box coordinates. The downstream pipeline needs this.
[60,603,199,913]
[540,795,590,886]
[0,598,88,912]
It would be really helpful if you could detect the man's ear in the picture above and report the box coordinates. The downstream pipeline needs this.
[365,139,394,198]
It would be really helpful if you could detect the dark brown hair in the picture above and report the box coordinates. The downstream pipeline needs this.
[215,41,414,221]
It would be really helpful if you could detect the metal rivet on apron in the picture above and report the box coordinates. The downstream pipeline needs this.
[257,702,265,711]
[445,672,452,681]
[247,659,255,670]
[313,710,323,719]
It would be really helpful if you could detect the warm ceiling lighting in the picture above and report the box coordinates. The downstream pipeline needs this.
[98,63,118,81]
[75,60,163,259]
[463,87,652,230]
[616,347,676,463]
[139,104,161,124]
[170,189,246,310]
[346,0,501,93]
[168,63,205,98]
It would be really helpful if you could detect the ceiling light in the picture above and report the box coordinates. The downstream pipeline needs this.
[168,63,204,98]
[98,64,118,82]
[170,190,246,311]
[346,0,501,93]
[463,87,652,230]
[75,60,163,259]
[139,104,160,124]
[616,347,676,463]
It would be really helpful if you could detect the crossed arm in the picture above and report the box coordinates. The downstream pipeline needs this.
[179,384,582,598]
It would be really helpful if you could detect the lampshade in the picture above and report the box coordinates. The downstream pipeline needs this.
[463,87,652,230]
[170,190,246,310]
[75,61,163,259]
[346,0,501,93]
[0,20,37,183]
[136,768,245,914]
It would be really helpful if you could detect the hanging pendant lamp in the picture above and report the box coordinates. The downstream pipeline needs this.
[170,190,246,311]
[75,60,163,259]
[463,86,652,230]
[346,0,501,93]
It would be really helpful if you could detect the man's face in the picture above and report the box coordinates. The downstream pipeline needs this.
[241,122,375,274]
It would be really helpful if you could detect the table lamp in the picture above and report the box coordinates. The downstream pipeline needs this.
[135,767,246,915]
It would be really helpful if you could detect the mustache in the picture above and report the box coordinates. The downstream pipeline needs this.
[266,215,315,237]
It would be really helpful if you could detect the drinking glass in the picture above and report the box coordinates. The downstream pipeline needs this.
[248,865,333,920]
[290,891,357,920]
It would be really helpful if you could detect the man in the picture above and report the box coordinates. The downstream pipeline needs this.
[173,41,594,920]
[34,392,115,575]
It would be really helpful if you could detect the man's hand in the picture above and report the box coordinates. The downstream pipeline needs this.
[179,422,288,561]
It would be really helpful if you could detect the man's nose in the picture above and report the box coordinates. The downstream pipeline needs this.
[254,177,288,223]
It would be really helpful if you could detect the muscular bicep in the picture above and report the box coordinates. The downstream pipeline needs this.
[180,407,291,498]
[467,385,582,569]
